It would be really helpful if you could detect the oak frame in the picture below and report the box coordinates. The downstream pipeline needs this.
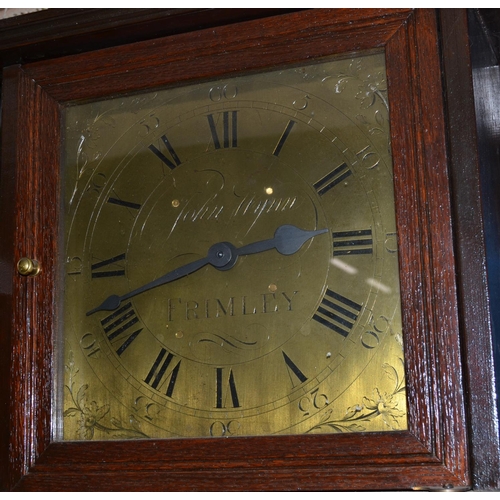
[0,9,470,490]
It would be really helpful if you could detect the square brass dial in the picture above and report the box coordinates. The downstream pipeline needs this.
[59,50,406,441]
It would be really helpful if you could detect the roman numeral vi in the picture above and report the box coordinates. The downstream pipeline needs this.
[215,367,240,408]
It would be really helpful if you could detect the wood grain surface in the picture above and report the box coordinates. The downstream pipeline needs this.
[0,8,479,490]
[440,9,500,490]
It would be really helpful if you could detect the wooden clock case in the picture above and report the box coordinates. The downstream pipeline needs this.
[0,8,498,491]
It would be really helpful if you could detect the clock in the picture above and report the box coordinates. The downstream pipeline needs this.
[0,8,477,490]
[60,52,406,441]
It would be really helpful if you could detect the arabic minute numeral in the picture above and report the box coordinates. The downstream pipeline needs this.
[356,144,380,170]
[361,330,380,349]
[209,420,241,437]
[85,172,107,197]
[80,332,101,358]
[209,84,238,102]
[299,388,330,417]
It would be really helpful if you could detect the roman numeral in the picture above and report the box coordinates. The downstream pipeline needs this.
[144,347,181,398]
[107,197,141,210]
[207,111,238,149]
[148,133,181,170]
[313,162,352,196]
[101,302,142,356]
[282,351,307,387]
[312,288,362,337]
[332,229,373,256]
[273,120,296,156]
[215,367,240,408]
[91,253,126,279]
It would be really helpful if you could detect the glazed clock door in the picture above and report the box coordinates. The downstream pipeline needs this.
[60,52,405,441]
[0,9,470,490]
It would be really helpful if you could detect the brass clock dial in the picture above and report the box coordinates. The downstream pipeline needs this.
[60,51,406,441]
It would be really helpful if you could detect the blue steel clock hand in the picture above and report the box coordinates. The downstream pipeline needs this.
[86,224,327,316]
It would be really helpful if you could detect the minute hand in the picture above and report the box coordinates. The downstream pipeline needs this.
[86,224,327,316]
[86,255,210,316]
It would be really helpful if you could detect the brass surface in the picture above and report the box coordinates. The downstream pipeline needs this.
[59,52,406,441]
[17,257,40,276]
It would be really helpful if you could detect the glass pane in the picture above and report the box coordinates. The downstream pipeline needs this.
[57,51,406,441]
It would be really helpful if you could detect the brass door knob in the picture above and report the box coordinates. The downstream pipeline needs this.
[17,258,41,276]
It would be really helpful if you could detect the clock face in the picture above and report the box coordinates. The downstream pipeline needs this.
[59,51,407,441]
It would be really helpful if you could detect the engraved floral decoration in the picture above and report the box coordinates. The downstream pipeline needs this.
[306,358,406,434]
[75,111,115,177]
[70,93,159,205]
[335,58,389,110]
[75,94,159,177]
[64,351,149,440]
[333,57,390,141]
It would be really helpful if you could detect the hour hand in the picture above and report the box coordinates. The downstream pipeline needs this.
[236,224,328,257]
[202,224,328,272]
